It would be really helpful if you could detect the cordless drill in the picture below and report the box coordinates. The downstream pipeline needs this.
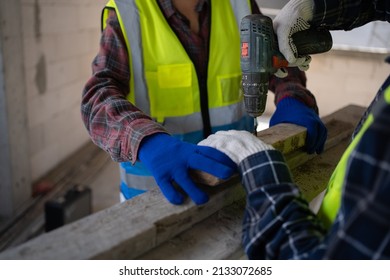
[240,14,333,133]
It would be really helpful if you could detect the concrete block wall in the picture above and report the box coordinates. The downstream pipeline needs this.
[21,0,107,181]
[307,50,389,117]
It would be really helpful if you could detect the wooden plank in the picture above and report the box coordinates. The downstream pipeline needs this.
[192,123,307,185]
[137,199,246,260]
[194,104,364,186]
[139,137,352,260]
[0,178,244,260]
[294,138,350,201]
[0,105,365,260]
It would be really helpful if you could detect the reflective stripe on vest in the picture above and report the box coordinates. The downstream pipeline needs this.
[318,84,390,228]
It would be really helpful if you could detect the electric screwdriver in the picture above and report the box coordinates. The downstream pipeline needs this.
[240,14,333,133]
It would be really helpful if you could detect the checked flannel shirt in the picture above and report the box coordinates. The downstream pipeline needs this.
[241,0,390,259]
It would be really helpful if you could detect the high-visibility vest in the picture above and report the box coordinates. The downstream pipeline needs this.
[318,82,390,228]
[102,0,253,197]
[102,0,252,135]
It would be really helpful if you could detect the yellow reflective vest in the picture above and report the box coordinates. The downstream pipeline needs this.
[102,0,252,140]
[103,0,253,196]
[319,84,390,228]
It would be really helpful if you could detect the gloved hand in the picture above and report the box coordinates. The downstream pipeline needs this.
[138,133,237,205]
[270,97,327,154]
[198,130,274,165]
[273,0,314,64]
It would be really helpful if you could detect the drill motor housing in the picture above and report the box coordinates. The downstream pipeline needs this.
[240,15,276,118]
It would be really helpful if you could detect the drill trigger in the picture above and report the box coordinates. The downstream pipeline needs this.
[272,56,289,69]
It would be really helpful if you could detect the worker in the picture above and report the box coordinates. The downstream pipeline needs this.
[199,0,390,259]
[81,0,327,206]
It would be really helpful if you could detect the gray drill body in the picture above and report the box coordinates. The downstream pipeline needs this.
[239,14,333,122]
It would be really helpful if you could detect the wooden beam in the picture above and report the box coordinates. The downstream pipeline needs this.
[138,138,351,260]
[0,105,365,260]
[193,104,360,186]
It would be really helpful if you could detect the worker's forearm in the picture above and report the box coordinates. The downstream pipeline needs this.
[240,150,294,192]
[269,68,319,112]
[239,150,327,259]
[81,88,165,163]
[81,10,167,163]
[312,0,388,30]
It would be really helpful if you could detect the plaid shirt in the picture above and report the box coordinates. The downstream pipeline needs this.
[241,0,390,259]
[241,77,390,259]
[81,0,317,163]
[312,0,390,29]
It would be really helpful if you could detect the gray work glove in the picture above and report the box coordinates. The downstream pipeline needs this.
[273,0,314,65]
[198,130,274,165]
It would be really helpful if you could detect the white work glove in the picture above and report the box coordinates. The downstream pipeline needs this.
[273,0,314,65]
[198,130,274,165]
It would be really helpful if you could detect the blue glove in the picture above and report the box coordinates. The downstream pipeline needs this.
[138,133,237,205]
[270,97,327,154]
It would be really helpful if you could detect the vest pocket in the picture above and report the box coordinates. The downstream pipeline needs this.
[146,64,197,122]
[217,73,242,105]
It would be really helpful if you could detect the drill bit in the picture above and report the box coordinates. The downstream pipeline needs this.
[253,117,258,135]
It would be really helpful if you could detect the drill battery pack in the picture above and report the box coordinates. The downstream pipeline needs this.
[44,185,92,232]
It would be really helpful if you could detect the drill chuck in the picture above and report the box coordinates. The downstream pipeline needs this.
[241,72,268,118]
